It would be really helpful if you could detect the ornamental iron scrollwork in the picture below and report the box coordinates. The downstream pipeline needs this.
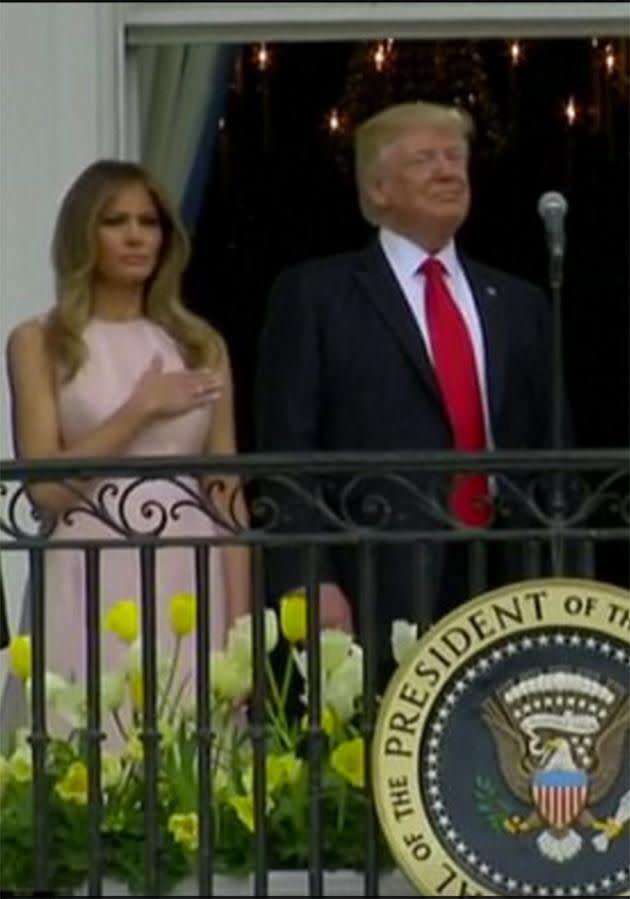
[0,457,627,548]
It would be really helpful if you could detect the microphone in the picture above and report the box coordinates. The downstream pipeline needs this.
[537,191,568,289]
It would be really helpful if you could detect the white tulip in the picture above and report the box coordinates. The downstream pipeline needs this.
[126,638,142,673]
[210,651,252,701]
[320,630,353,675]
[323,646,364,723]
[101,751,122,789]
[102,672,126,712]
[391,620,418,665]
[228,610,279,664]
[25,672,69,707]
[53,683,86,728]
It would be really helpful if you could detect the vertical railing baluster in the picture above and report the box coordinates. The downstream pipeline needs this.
[468,539,487,598]
[29,547,48,894]
[85,547,103,897]
[140,545,160,896]
[252,545,268,897]
[305,544,323,897]
[550,467,567,575]
[524,539,542,578]
[412,541,432,634]
[195,544,213,897]
[359,542,378,897]
[577,538,595,577]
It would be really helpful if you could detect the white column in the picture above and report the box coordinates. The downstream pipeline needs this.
[0,2,120,671]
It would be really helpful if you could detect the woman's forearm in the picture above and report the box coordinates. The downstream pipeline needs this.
[28,397,150,513]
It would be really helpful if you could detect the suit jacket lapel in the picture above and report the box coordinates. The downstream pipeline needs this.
[460,255,508,431]
[354,240,443,405]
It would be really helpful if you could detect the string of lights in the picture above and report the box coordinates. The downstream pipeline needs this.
[247,38,627,134]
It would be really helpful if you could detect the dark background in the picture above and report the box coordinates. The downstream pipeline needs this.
[182,38,629,584]
[183,38,629,452]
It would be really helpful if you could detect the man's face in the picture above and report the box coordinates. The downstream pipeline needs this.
[369,123,471,249]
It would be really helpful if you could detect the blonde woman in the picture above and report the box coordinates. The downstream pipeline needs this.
[5,160,250,713]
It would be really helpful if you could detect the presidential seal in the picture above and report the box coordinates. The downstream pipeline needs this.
[372,579,630,897]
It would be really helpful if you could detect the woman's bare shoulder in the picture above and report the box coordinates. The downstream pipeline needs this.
[7,314,51,360]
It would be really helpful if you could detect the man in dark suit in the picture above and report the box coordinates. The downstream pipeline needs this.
[255,101,557,644]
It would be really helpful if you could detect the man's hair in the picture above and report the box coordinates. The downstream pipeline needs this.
[354,101,474,225]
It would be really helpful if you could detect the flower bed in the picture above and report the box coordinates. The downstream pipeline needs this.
[0,593,418,896]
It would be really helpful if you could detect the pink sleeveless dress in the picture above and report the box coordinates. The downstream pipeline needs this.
[43,318,228,719]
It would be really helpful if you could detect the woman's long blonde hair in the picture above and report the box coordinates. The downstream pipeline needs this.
[46,159,223,381]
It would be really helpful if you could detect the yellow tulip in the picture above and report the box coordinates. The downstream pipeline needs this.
[301,705,336,738]
[9,635,31,681]
[279,753,303,786]
[129,670,143,710]
[323,706,337,737]
[167,812,199,852]
[169,593,196,637]
[55,761,88,805]
[330,737,365,789]
[228,793,273,832]
[229,794,256,832]
[280,592,307,643]
[241,753,296,796]
[104,600,139,644]
[8,747,32,783]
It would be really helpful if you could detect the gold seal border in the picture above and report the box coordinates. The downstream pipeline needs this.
[372,577,630,898]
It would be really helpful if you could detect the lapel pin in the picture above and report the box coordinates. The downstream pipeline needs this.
[485,285,498,296]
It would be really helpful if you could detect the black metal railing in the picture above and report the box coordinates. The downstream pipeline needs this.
[0,450,628,897]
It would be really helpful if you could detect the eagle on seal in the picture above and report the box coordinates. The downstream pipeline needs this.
[482,670,629,862]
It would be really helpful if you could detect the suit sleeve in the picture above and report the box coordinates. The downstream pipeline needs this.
[256,267,321,453]
[255,266,339,599]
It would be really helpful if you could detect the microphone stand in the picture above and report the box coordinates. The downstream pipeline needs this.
[547,247,567,575]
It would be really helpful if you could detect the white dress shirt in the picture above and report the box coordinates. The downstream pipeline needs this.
[378,227,494,446]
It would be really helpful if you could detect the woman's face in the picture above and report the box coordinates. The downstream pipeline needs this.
[94,182,163,287]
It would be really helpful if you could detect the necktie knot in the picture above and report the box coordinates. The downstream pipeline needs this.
[420,256,446,280]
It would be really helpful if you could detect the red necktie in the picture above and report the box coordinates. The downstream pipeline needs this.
[421,257,492,527]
